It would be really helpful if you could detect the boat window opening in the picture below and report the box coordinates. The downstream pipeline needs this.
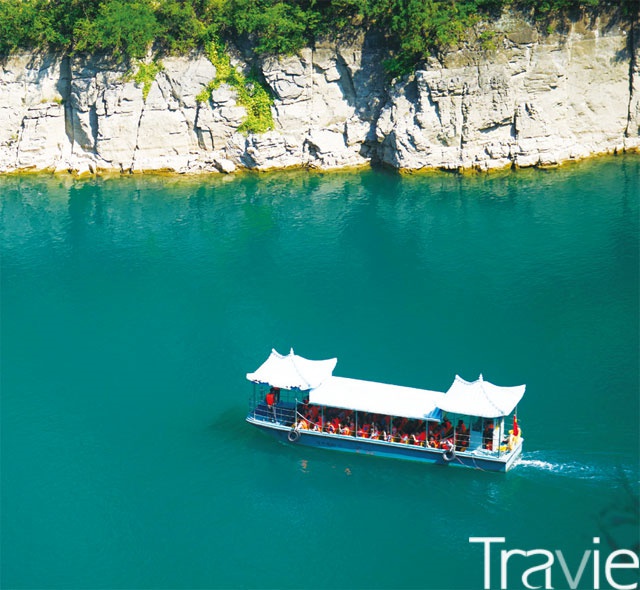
[253,400,518,456]
[249,391,517,455]
[264,401,459,449]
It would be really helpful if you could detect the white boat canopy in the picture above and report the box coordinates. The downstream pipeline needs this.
[437,375,525,418]
[309,376,444,421]
[246,349,337,391]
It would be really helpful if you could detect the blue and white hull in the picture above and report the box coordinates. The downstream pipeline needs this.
[246,415,523,473]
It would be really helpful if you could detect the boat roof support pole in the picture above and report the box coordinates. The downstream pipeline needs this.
[453,416,457,448]
[252,383,256,415]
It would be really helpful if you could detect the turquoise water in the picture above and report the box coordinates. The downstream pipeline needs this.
[1,157,638,590]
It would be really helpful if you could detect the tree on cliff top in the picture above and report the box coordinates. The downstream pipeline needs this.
[0,0,635,74]
[73,0,162,60]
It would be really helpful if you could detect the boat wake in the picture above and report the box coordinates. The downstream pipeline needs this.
[514,451,637,482]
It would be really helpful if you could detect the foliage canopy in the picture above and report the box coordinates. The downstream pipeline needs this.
[0,0,633,74]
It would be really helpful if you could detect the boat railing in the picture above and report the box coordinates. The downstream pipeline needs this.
[248,386,521,459]
[247,396,297,426]
[290,410,522,457]
[292,409,448,446]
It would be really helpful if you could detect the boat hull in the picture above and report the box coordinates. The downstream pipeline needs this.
[247,416,522,472]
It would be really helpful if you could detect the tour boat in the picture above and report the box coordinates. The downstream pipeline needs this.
[246,349,525,472]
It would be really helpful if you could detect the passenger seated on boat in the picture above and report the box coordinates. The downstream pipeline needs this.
[340,423,350,436]
[455,420,469,451]
[297,418,309,430]
[441,438,454,452]
[428,435,437,448]
[483,421,494,450]
[400,432,410,444]
[440,417,454,439]
[313,416,323,431]
[370,423,380,440]
[439,437,454,449]
[413,430,426,446]
[410,420,427,447]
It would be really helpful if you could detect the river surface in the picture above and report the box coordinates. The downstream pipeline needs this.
[1,157,639,589]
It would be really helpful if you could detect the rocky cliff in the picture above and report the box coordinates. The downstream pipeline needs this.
[1,10,638,175]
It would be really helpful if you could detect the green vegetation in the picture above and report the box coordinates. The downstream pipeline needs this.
[127,59,164,101]
[197,39,274,134]
[0,0,634,76]
[73,1,161,60]
[235,73,275,134]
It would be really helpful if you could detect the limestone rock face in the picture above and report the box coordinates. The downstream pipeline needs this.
[0,53,72,171]
[259,35,386,169]
[626,19,640,150]
[0,10,637,174]
[17,102,69,170]
[376,12,637,170]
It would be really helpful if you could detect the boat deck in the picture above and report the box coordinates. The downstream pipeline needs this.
[247,404,523,472]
